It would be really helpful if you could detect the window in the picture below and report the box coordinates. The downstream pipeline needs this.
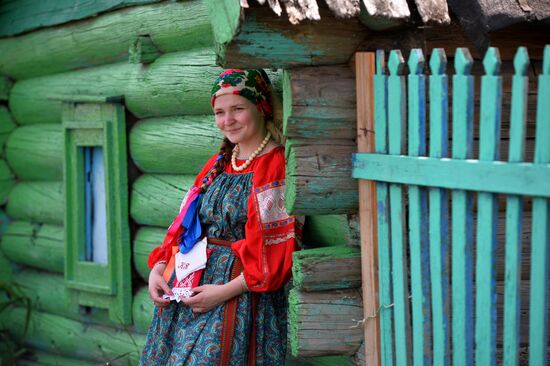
[63,102,131,324]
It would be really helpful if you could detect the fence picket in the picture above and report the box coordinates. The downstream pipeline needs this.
[451,48,475,366]
[388,49,411,366]
[407,49,432,366]
[503,47,529,366]
[374,49,394,366]
[475,47,502,366]
[428,48,451,366]
[529,45,550,366]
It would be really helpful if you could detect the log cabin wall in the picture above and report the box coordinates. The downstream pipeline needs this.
[0,1,230,364]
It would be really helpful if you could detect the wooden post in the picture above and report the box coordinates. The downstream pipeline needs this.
[355,52,381,366]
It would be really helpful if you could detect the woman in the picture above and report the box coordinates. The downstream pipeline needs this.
[140,69,300,365]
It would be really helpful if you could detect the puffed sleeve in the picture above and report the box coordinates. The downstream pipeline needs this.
[231,149,302,292]
[147,153,221,269]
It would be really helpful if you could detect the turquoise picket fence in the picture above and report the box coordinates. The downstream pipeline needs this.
[353,45,549,365]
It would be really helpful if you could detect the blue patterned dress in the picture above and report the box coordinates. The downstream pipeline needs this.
[140,172,287,366]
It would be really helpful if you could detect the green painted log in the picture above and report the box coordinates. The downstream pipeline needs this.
[130,174,194,227]
[13,269,66,316]
[0,106,17,152]
[16,350,96,366]
[5,307,146,365]
[9,62,138,125]
[285,139,358,215]
[132,286,155,334]
[302,215,360,247]
[0,252,12,282]
[0,0,161,37]
[129,35,162,64]
[124,48,222,118]
[9,48,219,125]
[1,221,64,273]
[283,66,356,139]
[6,182,64,225]
[133,226,166,281]
[0,76,12,100]
[0,160,16,205]
[5,124,63,181]
[288,288,363,357]
[130,116,222,174]
[205,1,367,68]
[286,355,356,366]
[292,247,361,292]
[0,1,213,79]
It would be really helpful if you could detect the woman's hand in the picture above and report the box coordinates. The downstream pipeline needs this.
[148,263,172,308]
[182,276,245,313]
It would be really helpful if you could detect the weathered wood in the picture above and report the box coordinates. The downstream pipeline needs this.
[133,226,165,281]
[6,182,63,225]
[1,221,64,273]
[292,246,361,292]
[355,51,381,366]
[324,0,360,18]
[205,1,368,68]
[9,49,221,125]
[359,0,409,30]
[130,116,222,174]
[288,288,363,357]
[302,214,360,247]
[0,0,164,37]
[5,124,63,181]
[0,1,213,79]
[132,286,155,334]
[0,160,15,205]
[17,350,96,366]
[0,77,13,100]
[128,35,162,64]
[13,269,67,316]
[283,66,356,139]
[124,48,223,118]
[0,248,13,282]
[130,174,194,227]
[413,0,450,24]
[5,307,146,365]
[0,106,17,154]
[285,139,357,215]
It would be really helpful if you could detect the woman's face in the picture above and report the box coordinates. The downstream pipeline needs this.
[213,94,265,146]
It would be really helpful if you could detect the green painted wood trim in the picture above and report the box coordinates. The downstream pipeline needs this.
[387,50,410,366]
[451,48,475,366]
[352,154,550,198]
[132,286,155,334]
[5,307,146,364]
[6,182,64,225]
[406,49,432,366]
[0,0,162,37]
[1,221,64,273]
[129,116,222,174]
[0,1,213,80]
[0,77,13,101]
[428,49,451,365]
[374,50,394,366]
[528,45,550,366]
[6,124,63,180]
[130,174,195,227]
[63,102,132,325]
[475,47,502,366]
[292,246,361,291]
[503,47,529,366]
[133,226,165,281]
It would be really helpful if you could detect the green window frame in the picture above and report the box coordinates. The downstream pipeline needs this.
[62,102,131,324]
